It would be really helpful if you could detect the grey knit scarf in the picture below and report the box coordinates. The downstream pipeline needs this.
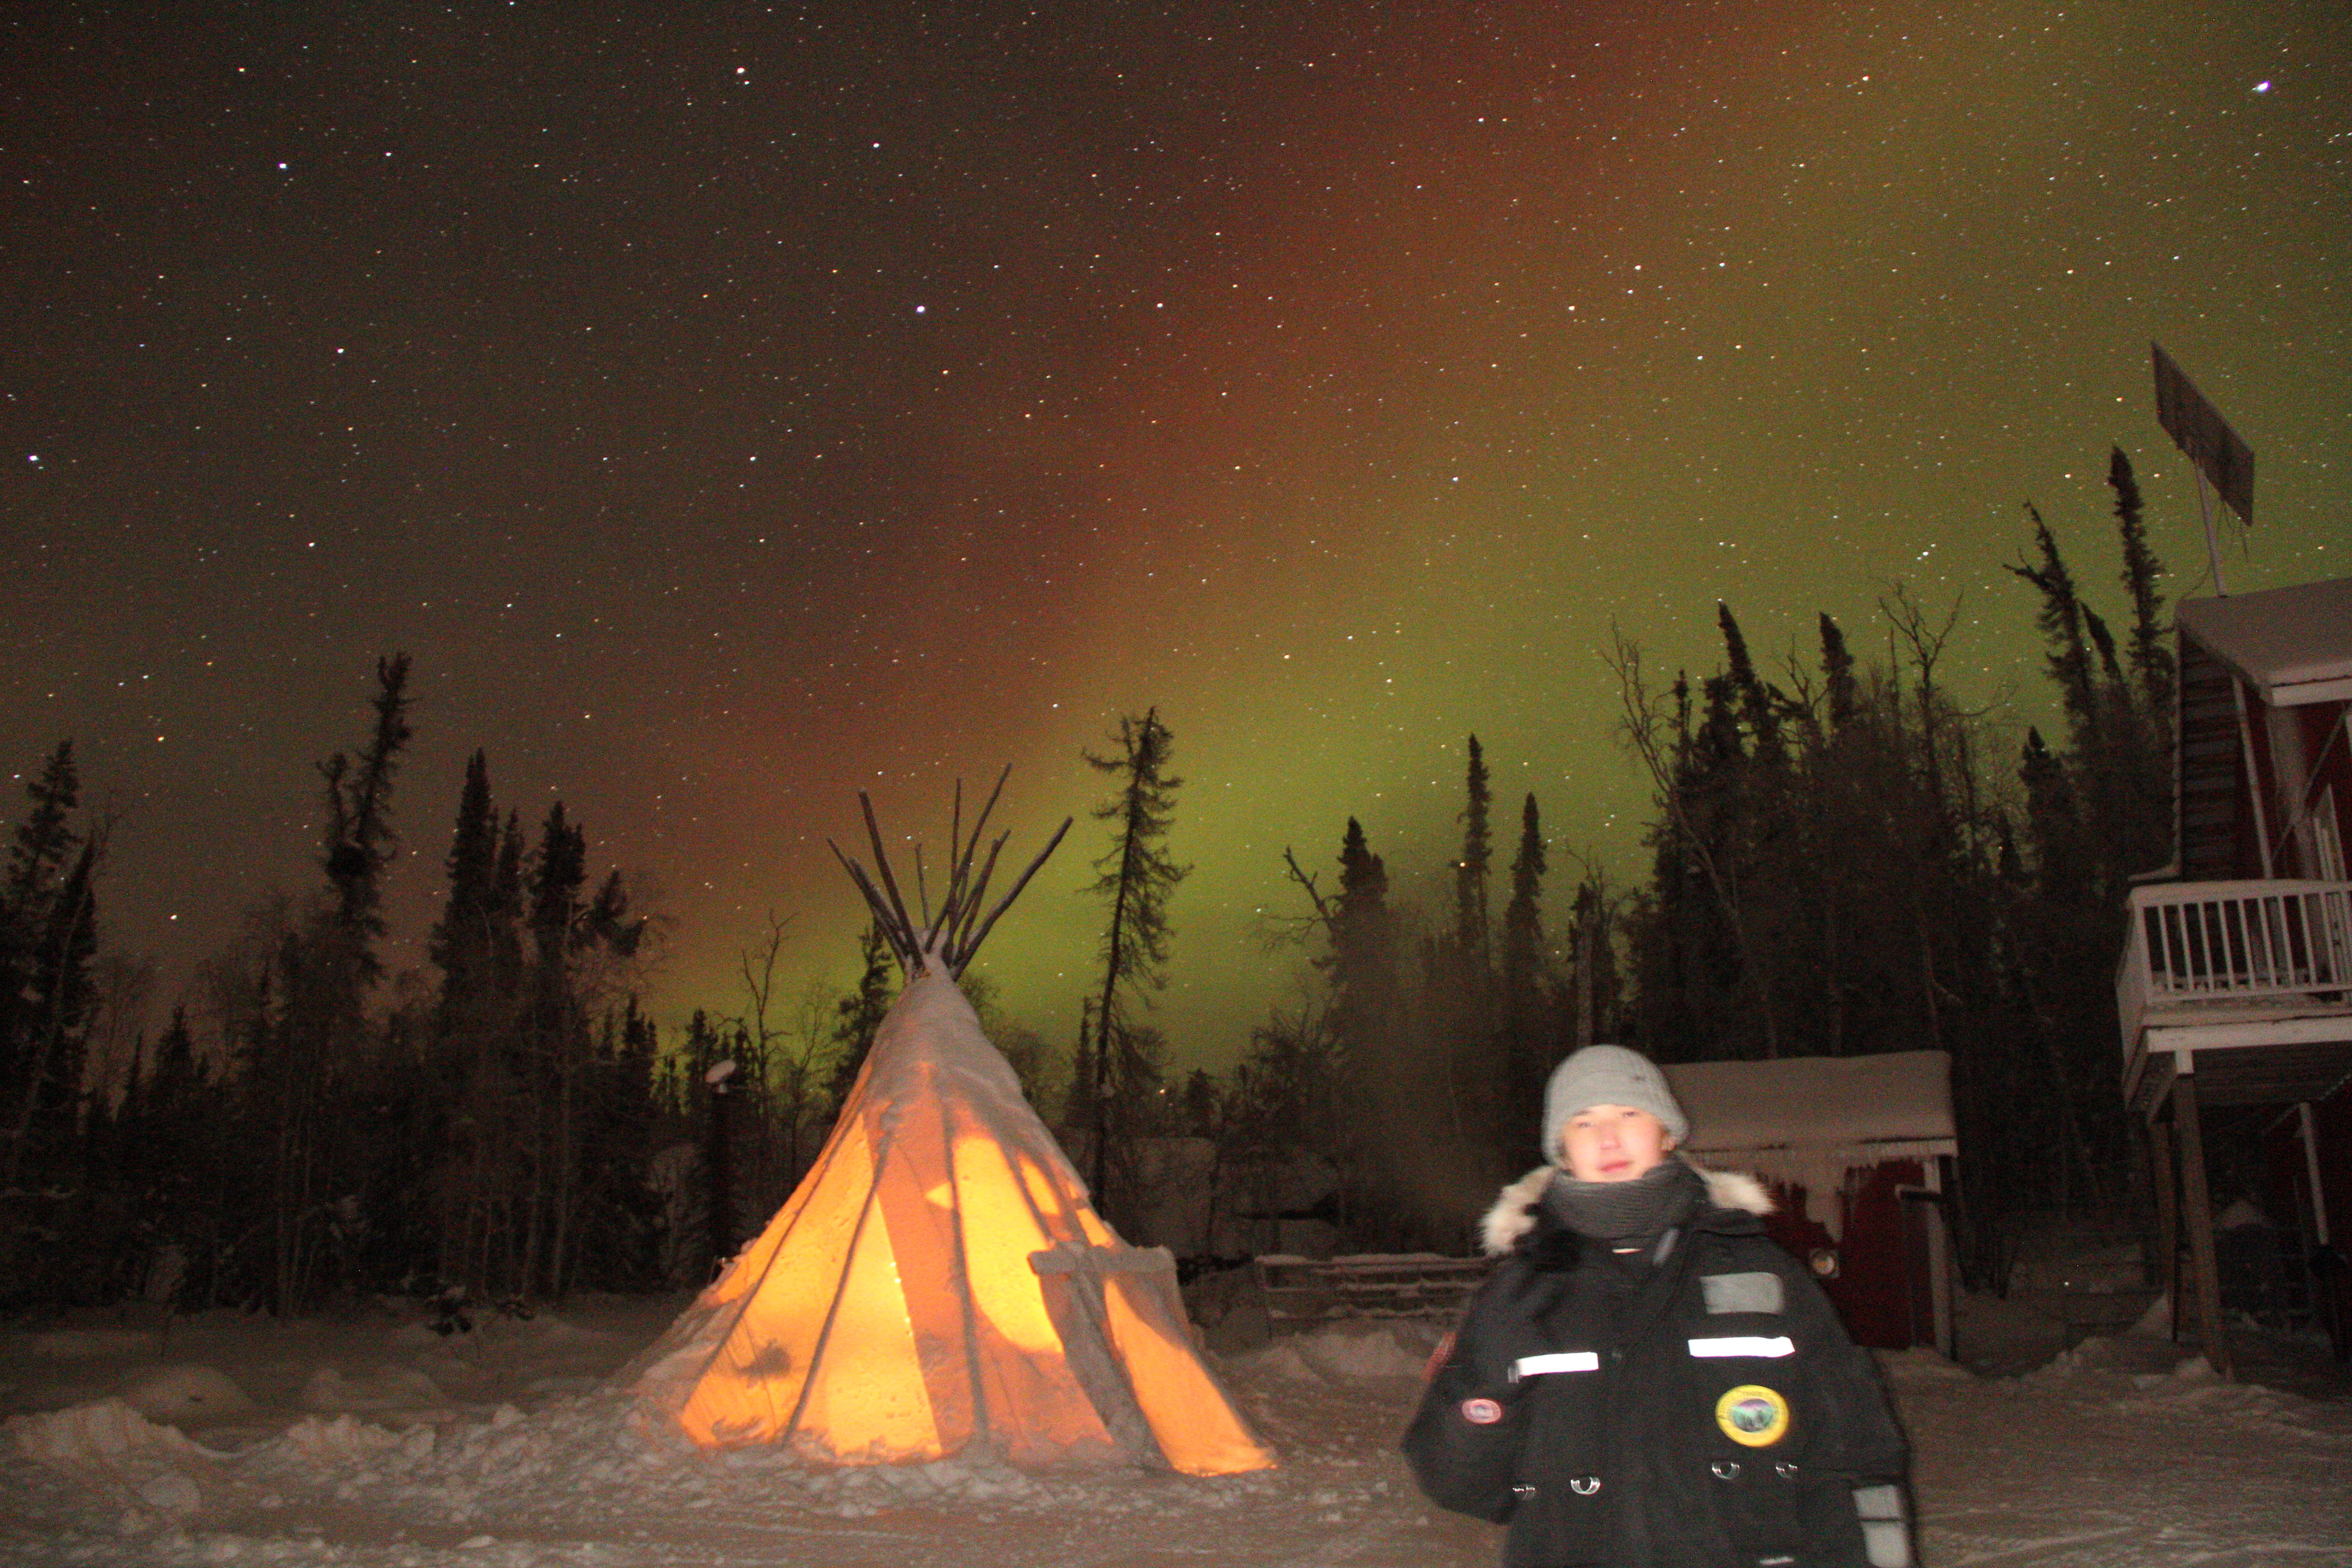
[1544,1158,1708,1242]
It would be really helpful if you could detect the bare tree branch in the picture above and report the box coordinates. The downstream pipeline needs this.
[1602,623,1779,1054]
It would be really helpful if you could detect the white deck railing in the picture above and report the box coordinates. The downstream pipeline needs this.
[2117,880,2352,1051]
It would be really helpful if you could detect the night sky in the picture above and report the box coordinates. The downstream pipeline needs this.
[5,1,2346,1076]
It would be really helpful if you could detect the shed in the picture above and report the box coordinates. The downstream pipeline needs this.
[1663,1051,1958,1355]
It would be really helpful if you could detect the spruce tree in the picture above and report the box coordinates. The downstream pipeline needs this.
[318,655,414,979]
[1717,603,1784,762]
[0,742,83,1130]
[1818,614,1858,729]
[1082,708,1186,1217]
[2109,447,2174,720]
[3,742,80,926]
[827,920,897,1112]
[430,751,502,1018]
[2009,503,2169,894]
[248,655,412,1312]
[3,833,98,1199]
[517,803,640,1297]
[1329,818,1396,1068]
[1454,735,1492,967]
[2018,728,2086,901]
[1498,793,1550,1126]
[427,762,529,1300]
[2009,509,2098,742]
[1328,815,1408,1214]
[1442,736,1496,1150]
[681,1009,734,1274]
[1566,878,1621,1050]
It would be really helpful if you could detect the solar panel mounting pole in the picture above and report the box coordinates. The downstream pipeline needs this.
[2190,466,2226,598]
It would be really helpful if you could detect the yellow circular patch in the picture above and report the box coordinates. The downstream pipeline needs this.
[1715,1384,1791,1447]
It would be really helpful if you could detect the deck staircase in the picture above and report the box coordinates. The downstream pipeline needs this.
[2177,641,2243,881]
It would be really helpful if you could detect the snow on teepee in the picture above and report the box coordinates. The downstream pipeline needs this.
[627,777,1273,1475]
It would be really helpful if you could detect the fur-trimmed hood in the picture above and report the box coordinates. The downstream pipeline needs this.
[1479,1158,1774,1257]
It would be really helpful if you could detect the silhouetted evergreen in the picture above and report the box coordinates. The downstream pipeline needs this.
[1598,474,2171,1284]
[826,920,897,1113]
[2111,448,2175,720]
[1437,737,1499,1148]
[1,742,100,1215]
[1080,708,1186,1226]
[1499,792,1552,1127]
[243,654,412,1312]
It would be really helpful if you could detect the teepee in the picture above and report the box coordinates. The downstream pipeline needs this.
[627,778,1274,1475]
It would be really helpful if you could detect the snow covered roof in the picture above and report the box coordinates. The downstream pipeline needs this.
[1663,1050,1955,1155]
[2176,578,2352,707]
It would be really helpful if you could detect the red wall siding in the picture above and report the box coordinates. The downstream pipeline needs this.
[2237,671,2278,879]
[1752,1159,1932,1349]
[2291,700,2350,877]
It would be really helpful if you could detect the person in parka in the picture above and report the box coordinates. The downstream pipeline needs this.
[1402,1045,1914,1568]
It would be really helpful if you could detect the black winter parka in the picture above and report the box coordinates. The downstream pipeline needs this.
[1402,1165,1911,1568]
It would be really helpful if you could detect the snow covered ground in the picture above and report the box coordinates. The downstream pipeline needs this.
[4,1294,2347,1567]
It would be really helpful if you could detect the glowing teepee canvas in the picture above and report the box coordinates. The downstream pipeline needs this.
[627,780,1273,1475]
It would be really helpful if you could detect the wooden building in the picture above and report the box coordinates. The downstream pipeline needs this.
[1663,1051,1957,1355]
[2118,576,2352,1372]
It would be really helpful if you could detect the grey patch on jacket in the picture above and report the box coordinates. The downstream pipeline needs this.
[1700,1270,1785,1315]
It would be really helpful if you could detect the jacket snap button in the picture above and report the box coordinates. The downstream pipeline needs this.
[1775,1461,1799,1479]
[1570,1475,1602,1495]
[1711,1460,1742,1480]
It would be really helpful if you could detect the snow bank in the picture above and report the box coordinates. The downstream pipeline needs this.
[1876,1347,1973,1385]
[113,1364,257,1424]
[300,1365,447,1416]
[1233,1322,1438,1385]
[8,1398,231,1467]
[6,1397,230,1526]
[272,1412,438,1466]
[6,1291,2343,1566]
[2004,1329,2345,1441]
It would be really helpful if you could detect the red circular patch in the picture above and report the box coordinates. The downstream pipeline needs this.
[1460,1397,1504,1426]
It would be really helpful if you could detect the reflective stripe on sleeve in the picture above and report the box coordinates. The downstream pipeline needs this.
[1686,1335,1796,1358]
[1512,1351,1600,1378]
[1860,1519,1911,1568]
[1853,1484,1911,1568]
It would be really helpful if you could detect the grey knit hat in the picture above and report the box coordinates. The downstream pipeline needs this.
[1542,1045,1689,1163]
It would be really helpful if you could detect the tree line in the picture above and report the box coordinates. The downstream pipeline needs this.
[2,450,2177,1308]
[0,657,681,1311]
[1202,451,2173,1282]
[0,663,1165,1314]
